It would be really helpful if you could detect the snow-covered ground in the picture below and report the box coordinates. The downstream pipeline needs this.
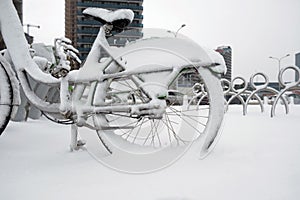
[0,105,300,200]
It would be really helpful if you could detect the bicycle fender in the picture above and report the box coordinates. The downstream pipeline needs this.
[0,55,21,117]
[112,37,226,75]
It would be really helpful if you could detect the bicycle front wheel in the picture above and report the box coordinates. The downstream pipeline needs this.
[0,61,13,135]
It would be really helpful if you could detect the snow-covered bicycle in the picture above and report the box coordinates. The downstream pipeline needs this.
[0,0,225,170]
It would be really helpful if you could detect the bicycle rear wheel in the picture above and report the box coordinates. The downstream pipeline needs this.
[96,68,217,148]
[76,44,224,172]
[87,66,224,172]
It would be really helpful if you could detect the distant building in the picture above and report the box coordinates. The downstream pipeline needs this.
[65,0,144,60]
[296,52,300,81]
[0,0,23,49]
[215,46,232,81]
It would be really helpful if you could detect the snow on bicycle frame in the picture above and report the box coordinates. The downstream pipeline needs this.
[0,0,226,161]
[73,8,226,158]
[74,10,226,111]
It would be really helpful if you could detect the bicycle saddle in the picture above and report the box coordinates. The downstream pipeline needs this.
[83,8,134,32]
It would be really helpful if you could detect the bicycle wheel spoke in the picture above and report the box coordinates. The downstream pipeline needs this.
[121,117,151,137]
[154,120,162,147]
[164,114,187,145]
[132,117,145,144]
[150,120,159,146]
[143,120,155,146]
[124,120,140,140]
[163,115,173,145]
[166,112,209,118]
[168,107,205,135]
[173,107,210,112]
[169,106,207,127]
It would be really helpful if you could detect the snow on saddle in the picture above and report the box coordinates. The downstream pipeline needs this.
[83,7,134,32]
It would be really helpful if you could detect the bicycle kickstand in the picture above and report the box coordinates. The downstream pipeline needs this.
[70,124,86,151]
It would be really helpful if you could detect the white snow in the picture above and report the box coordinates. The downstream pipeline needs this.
[109,30,227,75]
[0,105,299,200]
[83,7,134,23]
[0,2,298,198]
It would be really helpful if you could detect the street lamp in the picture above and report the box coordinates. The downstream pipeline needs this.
[23,24,40,35]
[175,24,186,37]
[167,24,186,37]
[269,54,290,90]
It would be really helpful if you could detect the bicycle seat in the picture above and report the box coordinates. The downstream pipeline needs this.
[83,8,134,32]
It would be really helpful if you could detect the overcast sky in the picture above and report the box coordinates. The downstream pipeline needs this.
[23,0,300,81]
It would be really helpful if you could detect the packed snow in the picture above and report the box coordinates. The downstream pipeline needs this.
[0,105,299,200]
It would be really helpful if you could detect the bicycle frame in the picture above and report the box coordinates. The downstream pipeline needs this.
[0,0,227,158]
[0,0,200,128]
[70,25,201,126]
